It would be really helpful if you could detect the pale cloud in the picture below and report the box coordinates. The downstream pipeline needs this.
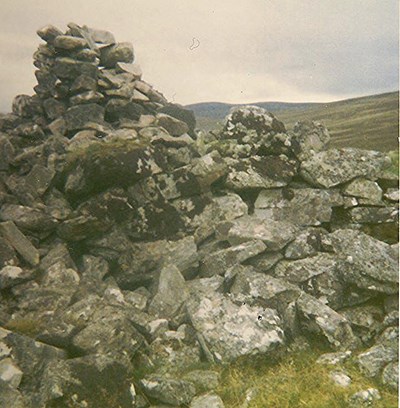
[0,0,398,111]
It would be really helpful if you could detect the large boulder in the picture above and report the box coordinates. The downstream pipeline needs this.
[329,229,398,294]
[254,188,343,226]
[186,290,284,362]
[300,149,390,188]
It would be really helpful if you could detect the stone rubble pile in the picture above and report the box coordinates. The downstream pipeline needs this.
[0,24,398,408]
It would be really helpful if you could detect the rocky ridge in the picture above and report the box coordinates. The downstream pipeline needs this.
[0,24,398,407]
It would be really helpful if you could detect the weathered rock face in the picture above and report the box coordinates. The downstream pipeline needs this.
[186,290,285,362]
[0,22,398,407]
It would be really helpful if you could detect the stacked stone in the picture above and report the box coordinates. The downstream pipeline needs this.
[6,22,195,144]
[0,25,398,408]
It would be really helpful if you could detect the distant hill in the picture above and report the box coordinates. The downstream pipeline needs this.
[187,92,399,152]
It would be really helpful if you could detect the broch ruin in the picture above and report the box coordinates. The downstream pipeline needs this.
[0,23,398,407]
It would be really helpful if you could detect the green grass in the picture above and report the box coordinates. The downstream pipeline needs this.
[215,350,398,408]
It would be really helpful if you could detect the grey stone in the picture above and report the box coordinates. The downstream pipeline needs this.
[216,215,298,251]
[223,105,285,139]
[343,178,383,205]
[38,354,135,408]
[100,42,134,68]
[0,265,33,289]
[37,24,63,42]
[229,266,300,311]
[254,188,343,226]
[148,265,188,319]
[329,370,351,387]
[300,148,390,188]
[64,103,105,131]
[296,293,358,349]
[190,393,225,408]
[316,351,352,366]
[224,155,297,190]
[329,229,398,294]
[384,188,399,202]
[0,221,39,266]
[357,344,398,378]
[291,120,330,160]
[199,240,266,277]
[274,253,337,284]
[69,90,104,105]
[53,57,98,79]
[0,136,15,171]
[41,261,80,291]
[340,305,383,344]
[140,375,196,406]
[53,35,88,50]
[0,204,57,233]
[0,379,28,408]
[43,97,66,120]
[156,113,189,136]
[0,358,23,388]
[186,290,284,362]
[382,361,398,390]
[348,388,381,407]
[284,228,326,259]
[348,206,398,224]
[247,251,283,273]
[182,370,220,393]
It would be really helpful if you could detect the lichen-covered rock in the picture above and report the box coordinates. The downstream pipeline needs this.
[229,268,300,311]
[329,229,398,294]
[216,215,298,251]
[0,221,40,266]
[140,375,196,406]
[291,120,330,160]
[37,354,136,408]
[222,105,285,141]
[300,149,390,188]
[199,240,266,277]
[296,293,359,349]
[382,361,398,390]
[254,188,343,226]
[182,370,220,393]
[224,155,297,190]
[284,228,327,259]
[100,42,134,68]
[342,178,383,205]
[348,388,381,407]
[148,265,188,319]
[190,393,225,408]
[186,290,284,362]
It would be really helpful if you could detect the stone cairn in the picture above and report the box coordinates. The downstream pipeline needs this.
[0,23,398,407]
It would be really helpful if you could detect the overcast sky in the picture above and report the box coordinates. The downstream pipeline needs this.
[0,0,398,111]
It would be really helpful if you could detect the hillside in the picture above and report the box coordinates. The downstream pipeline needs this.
[188,92,399,152]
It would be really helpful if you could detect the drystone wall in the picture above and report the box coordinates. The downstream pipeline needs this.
[0,23,398,407]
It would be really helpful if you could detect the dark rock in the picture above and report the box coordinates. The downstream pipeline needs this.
[0,222,39,266]
[100,42,134,68]
[224,155,297,190]
[296,292,359,349]
[53,35,88,50]
[43,97,66,120]
[53,57,98,80]
[0,204,57,233]
[0,136,15,171]
[37,24,63,43]
[64,103,104,132]
[38,354,136,407]
[156,113,189,136]
[158,104,196,136]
